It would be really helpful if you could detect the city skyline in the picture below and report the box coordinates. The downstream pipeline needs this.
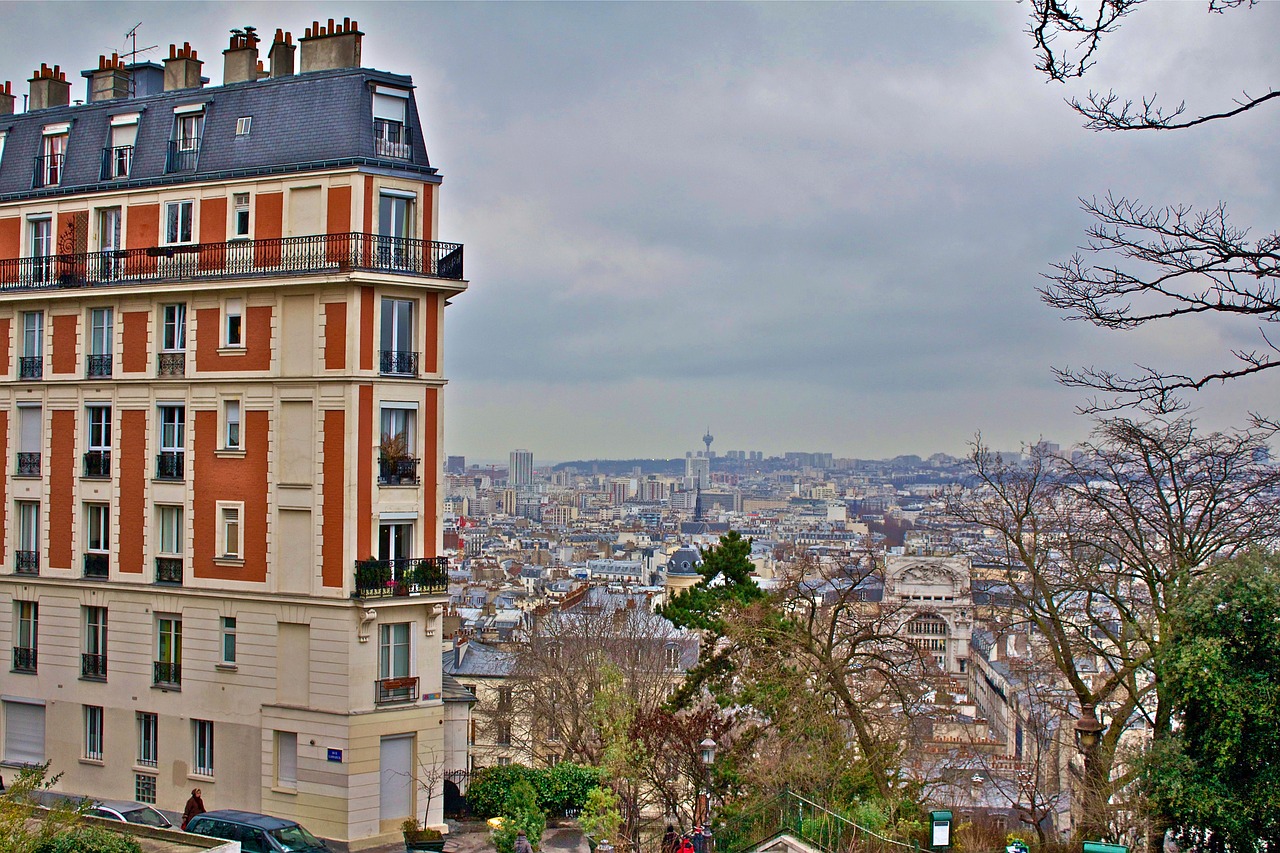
[6,2,1278,459]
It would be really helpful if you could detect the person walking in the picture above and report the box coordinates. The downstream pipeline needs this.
[514,829,534,853]
[181,788,206,830]
[663,825,679,853]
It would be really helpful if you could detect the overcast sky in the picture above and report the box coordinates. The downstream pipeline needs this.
[4,2,1278,462]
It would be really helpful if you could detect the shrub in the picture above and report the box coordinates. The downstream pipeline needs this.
[536,763,602,816]
[577,786,622,844]
[493,779,547,853]
[468,764,537,817]
[35,826,143,853]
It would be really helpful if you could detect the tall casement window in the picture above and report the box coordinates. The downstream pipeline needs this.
[220,617,237,665]
[167,108,203,173]
[156,504,184,585]
[14,601,38,673]
[16,405,41,477]
[233,193,251,238]
[220,505,242,559]
[19,311,42,378]
[39,128,67,187]
[83,605,108,680]
[223,399,241,450]
[157,405,185,479]
[372,89,411,159]
[224,298,243,347]
[105,115,138,179]
[378,521,413,563]
[376,192,415,271]
[159,303,187,376]
[377,622,413,703]
[378,405,418,485]
[192,719,214,777]
[29,217,52,283]
[84,705,104,761]
[137,711,158,768]
[84,405,111,478]
[15,501,39,574]
[84,503,110,578]
[154,616,181,687]
[164,200,194,245]
[96,207,123,280]
[87,307,113,377]
[379,298,417,375]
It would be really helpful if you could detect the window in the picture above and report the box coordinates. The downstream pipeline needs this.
[40,130,67,187]
[193,719,214,777]
[376,194,415,270]
[137,712,158,768]
[379,298,417,374]
[90,307,113,355]
[16,403,41,462]
[235,116,252,136]
[378,521,413,562]
[155,616,181,686]
[224,399,241,449]
[15,601,38,672]
[135,773,157,804]
[158,405,185,478]
[83,606,107,679]
[164,200,194,244]
[29,218,52,283]
[0,130,5,164]
[378,622,411,681]
[496,722,512,746]
[220,617,237,665]
[21,310,42,359]
[664,643,681,670]
[372,89,410,159]
[233,193,250,238]
[177,114,202,151]
[224,298,243,346]
[107,116,138,179]
[276,731,297,789]
[4,700,45,764]
[158,505,183,555]
[219,505,242,559]
[85,406,111,477]
[98,207,121,252]
[85,503,109,577]
[16,501,39,572]
[162,304,187,351]
[84,705,104,761]
[379,405,418,484]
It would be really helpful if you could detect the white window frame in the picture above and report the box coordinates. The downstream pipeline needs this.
[17,501,39,552]
[21,311,42,359]
[232,193,251,238]
[85,502,110,553]
[193,719,214,777]
[84,605,108,657]
[377,622,411,680]
[84,705,104,761]
[86,405,112,452]
[158,405,185,453]
[222,399,242,450]
[235,116,252,136]
[220,616,237,665]
[175,113,202,152]
[156,616,181,666]
[137,711,158,768]
[380,298,416,358]
[161,304,187,351]
[41,132,67,186]
[164,200,194,245]
[276,731,297,790]
[89,307,114,357]
[157,505,183,556]
[217,502,243,559]
[29,216,52,258]
[16,600,38,650]
[224,298,244,347]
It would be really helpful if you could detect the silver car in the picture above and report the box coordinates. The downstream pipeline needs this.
[89,799,174,829]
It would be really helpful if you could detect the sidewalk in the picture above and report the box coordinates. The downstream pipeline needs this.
[360,820,590,853]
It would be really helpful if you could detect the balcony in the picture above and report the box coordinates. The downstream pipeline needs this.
[378,455,421,486]
[84,553,109,579]
[353,556,448,599]
[83,451,111,478]
[15,551,38,575]
[157,352,186,377]
[156,451,184,480]
[81,652,107,680]
[16,452,40,476]
[375,675,419,705]
[166,138,201,173]
[379,350,419,376]
[18,356,42,379]
[101,145,134,180]
[0,232,463,292]
[153,661,181,687]
[374,120,413,160]
[13,646,36,673]
[155,557,183,585]
[32,153,63,189]
[87,354,113,378]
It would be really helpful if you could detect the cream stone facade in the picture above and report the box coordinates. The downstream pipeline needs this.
[0,23,465,853]
[882,554,974,676]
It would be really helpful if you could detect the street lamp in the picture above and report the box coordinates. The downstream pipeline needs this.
[1074,703,1103,752]
[700,738,717,767]
[1074,703,1105,840]
[694,738,717,853]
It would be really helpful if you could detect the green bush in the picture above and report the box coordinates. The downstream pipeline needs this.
[468,764,538,817]
[577,786,622,843]
[469,763,601,817]
[492,779,547,853]
[35,826,143,853]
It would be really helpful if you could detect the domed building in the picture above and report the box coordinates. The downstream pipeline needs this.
[663,545,704,595]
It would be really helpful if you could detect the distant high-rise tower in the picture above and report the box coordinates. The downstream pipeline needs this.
[510,449,534,486]
[703,426,714,455]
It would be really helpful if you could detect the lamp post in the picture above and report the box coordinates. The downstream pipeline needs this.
[1074,702,1105,840]
[694,738,717,853]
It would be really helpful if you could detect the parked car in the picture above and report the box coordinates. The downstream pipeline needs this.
[185,809,330,853]
[89,799,173,828]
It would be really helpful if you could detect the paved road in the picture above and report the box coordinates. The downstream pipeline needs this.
[362,820,589,853]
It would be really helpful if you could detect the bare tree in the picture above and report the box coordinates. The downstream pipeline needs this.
[1024,1,1280,411]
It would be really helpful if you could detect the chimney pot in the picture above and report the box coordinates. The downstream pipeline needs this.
[28,64,71,110]
[0,81,14,116]
[164,44,204,91]
[299,16,364,72]
[268,30,297,78]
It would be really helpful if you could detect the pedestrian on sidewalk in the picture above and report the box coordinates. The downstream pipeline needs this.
[514,829,534,853]
[181,788,206,830]
[663,825,679,853]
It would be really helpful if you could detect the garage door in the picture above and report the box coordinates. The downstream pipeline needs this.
[379,734,414,820]
[4,700,45,764]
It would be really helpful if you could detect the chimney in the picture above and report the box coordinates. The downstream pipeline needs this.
[28,64,70,111]
[299,17,363,72]
[0,82,14,116]
[89,53,130,102]
[222,28,260,85]
[163,43,204,91]
[268,29,296,78]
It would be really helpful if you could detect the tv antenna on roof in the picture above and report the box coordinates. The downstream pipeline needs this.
[120,23,158,97]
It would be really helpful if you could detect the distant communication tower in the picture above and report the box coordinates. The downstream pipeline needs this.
[702,426,714,455]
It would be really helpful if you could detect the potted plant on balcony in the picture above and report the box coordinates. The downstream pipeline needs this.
[402,817,445,853]
[379,431,412,486]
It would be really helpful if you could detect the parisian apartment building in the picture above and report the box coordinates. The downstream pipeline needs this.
[0,20,466,851]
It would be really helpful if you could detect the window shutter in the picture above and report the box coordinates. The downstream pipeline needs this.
[4,701,46,765]
[277,732,298,788]
[372,93,406,123]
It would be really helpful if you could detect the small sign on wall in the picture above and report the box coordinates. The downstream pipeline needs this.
[327,749,343,763]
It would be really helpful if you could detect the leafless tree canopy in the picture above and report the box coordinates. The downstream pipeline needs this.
[1027,1,1280,412]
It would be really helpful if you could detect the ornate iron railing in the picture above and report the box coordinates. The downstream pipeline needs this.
[18,356,42,379]
[83,451,111,478]
[156,451,184,480]
[84,553,109,578]
[376,675,419,705]
[87,354,113,377]
[82,652,107,680]
[379,349,419,376]
[378,455,421,486]
[33,153,63,188]
[166,138,201,173]
[16,452,40,476]
[353,556,449,598]
[155,557,184,585]
[153,661,181,686]
[157,352,186,376]
[13,646,37,673]
[101,145,134,180]
[15,550,39,575]
[0,231,463,291]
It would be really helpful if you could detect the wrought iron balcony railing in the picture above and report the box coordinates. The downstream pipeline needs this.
[166,138,201,173]
[375,675,419,705]
[82,652,107,680]
[153,661,181,687]
[87,354,113,377]
[16,452,40,476]
[379,350,419,376]
[155,556,184,585]
[157,352,186,376]
[374,120,413,160]
[84,552,109,578]
[0,232,463,291]
[353,556,449,599]
[101,145,134,180]
[156,451,184,480]
[378,455,421,486]
[15,550,38,575]
[33,153,63,188]
[18,356,42,379]
[13,646,37,673]
[83,451,111,478]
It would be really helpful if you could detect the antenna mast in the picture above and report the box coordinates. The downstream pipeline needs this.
[120,23,158,97]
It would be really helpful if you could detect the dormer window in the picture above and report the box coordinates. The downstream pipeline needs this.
[235,117,252,136]
[35,124,69,188]
[102,114,138,180]
[166,104,204,173]
[372,87,411,160]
